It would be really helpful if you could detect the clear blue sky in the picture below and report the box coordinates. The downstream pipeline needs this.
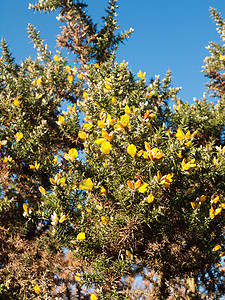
[0,0,225,103]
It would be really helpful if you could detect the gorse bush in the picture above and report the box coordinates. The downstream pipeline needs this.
[0,1,225,299]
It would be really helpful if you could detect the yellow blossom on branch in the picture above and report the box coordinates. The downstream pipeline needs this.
[147,193,154,203]
[137,70,146,78]
[78,131,87,139]
[79,178,94,191]
[34,284,40,294]
[15,132,23,142]
[127,144,137,158]
[13,99,20,106]
[77,232,86,240]
[181,158,196,172]
[212,245,221,251]
[63,148,78,161]
[91,294,97,300]
[101,141,111,154]
[29,161,40,170]
[39,186,46,195]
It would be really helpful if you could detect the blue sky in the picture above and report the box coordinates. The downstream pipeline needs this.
[0,0,225,103]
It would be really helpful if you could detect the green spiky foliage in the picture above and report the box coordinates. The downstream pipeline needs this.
[0,1,225,299]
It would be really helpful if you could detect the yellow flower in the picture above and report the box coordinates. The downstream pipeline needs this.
[75,276,81,281]
[68,75,74,83]
[95,138,106,145]
[5,279,11,289]
[219,54,225,61]
[176,128,185,141]
[83,92,88,99]
[124,105,131,114]
[127,144,137,158]
[101,216,109,224]
[137,70,146,78]
[34,284,40,294]
[199,195,206,203]
[13,99,20,106]
[57,115,65,125]
[160,173,174,188]
[97,120,106,129]
[77,232,86,240]
[215,207,222,216]
[52,156,57,164]
[220,252,225,257]
[190,202,197,209]
[63,148,78,161]
[146,90,155,98]
[105,82,112,90]
[79,178,93,191]
[115,114,130,129]
[39,186,46,195]
[91,294,97,300]
[101,141,111,154]
[147,193,154,203]
[127,180,134,189]
[112,97,117,104]
[181,158,196,172]
[29,161,40,170]
[126,250,133,259]
[212,196,220,204]
[102,130,114,142]
[53,55,59,61]
[77,72,84,79]
[23,203,29,214]
[144,141,151,152]
[209,206,215,219]
[15,132,23,142]
[100,187,107,195]
[212,245,221,251]
[59,213,66,223]
[78,131,87,139]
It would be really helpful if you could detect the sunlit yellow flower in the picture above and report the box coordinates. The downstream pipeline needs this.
[101,216,109,224]
[77,72,84,79]
[15,132,23,142]
[77,232,86,240]
[209,206,215,219]
[137,70,146,78]
[102,130,114,142]
[23,203,29,215]
[219,54,225,61]
[34,284,40,294]
[144,141,151,152]
[126,250,133,259]
[79,178,93,191]
[53,55,59,61]
[100,187,107,195]
[181,158,196,172]
[146,90,155,98]
[101,141,111,154]
[127,180,134,189]
[68,75,74,83]
[127,144,137,158]
[147,193,154,203]
[190,202,197,209]
[124,105,131,114]
[213,245,221,251]
[5,279,11,289]
[3,156,12,163]
[29,161,40,170]
[76,132,86,141]
[176,128,185,141]
[105,82,112,90]
[52,156,57,164]
[91,294,97,300]
[137,150,143,157]
[39,186,46,195]
[13,99,20,106]
[57,115,65,125]
[215,207,222,215]
[59,213,66,223]
[83,92,88,99]
[64,148,78,161]
[112,97,117,104]
[160,173,174,188]
[212,196,220,204]
[220,252,225,257]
